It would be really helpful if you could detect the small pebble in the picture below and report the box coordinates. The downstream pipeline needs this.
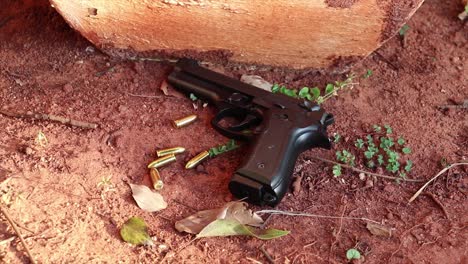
[196,165,206,173]
[24,147,34,155]
[359,173,366,181]
[365,179,374,188]
[63,83,73,93]
[387,212,394,220]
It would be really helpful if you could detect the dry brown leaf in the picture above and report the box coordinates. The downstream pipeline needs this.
[175,202,263,234]
[160,79,186,99]
[159,80,169,96]
[240,75,273,92]
[366,223,392,237]
[130,183,167,212]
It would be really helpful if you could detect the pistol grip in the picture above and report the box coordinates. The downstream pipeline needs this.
[229,109,330,206]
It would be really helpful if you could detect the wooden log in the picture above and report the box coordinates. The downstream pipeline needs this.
[50,0,424,70]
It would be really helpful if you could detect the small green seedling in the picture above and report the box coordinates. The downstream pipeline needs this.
[363,69,373,79]
[332,164,342,177]
[334,124,414,179]
[346,248,361,260]
[333,133,341,143]
[336,150,355,166]
[189,93,198,101]
[399,24,410,37]
[208,139,239,157]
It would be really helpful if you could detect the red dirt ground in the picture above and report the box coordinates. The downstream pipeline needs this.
[0,0,467,263]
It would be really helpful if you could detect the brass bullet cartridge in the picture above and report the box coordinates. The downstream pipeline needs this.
[185,150,210,169]
[172,114,197,128]
[149,168,164,190]
[148,154,176,169]
[156,147,186,157]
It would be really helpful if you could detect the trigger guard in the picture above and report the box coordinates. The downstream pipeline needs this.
[211,108,260,140]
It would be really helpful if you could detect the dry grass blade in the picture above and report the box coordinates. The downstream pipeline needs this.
[0,203,36,264]
[256,210,380,224]
[408,162,468,203]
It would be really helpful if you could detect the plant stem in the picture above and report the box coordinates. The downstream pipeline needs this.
[255,210,380,224]
[308,156,424,183]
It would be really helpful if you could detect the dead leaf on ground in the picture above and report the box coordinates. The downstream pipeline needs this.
[366,223,392,237]
[120,217,154,246]
[197,219,289,240]
[160,79,185,98]
[240,75,273,92]
[130,183,167,212]
[175,201,263,234]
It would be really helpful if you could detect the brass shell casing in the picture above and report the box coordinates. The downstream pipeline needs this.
[149,168,164,190]
[148,154,176,169]
[172,114,197,128]
[185,150,210,169]
[156,147,186,157]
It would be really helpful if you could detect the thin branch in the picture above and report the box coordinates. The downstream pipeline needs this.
[408,162,468,203]
[126,92,165,99]
[255,210,380,224]
[260,246,275,264]
[308,156,424,182]
[0,203,36,264]
[0,110,97,129]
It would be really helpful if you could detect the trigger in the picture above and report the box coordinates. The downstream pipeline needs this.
[229,114,261,131]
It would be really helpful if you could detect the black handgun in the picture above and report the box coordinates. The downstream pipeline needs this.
[168,59,334,206]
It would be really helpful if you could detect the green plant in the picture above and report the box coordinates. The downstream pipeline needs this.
[333,133,341,143]
[346,248,361,260]
[336,150,355,166]
[271,74,356,104]
[334,124,414,179]
[332,164,342,177]
[399,24,410,37]
[189,93,198,101]
[355,139,364,149]
[363,69,373,79]
[208,139,239,157]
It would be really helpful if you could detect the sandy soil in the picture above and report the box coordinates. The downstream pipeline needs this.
[0,0,467,263]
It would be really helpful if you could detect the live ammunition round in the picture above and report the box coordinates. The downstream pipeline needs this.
[156,147,185,157]
[172,114,197,128]
[148,154,176,169]
[185,150,210,169]
[149,168,164,190]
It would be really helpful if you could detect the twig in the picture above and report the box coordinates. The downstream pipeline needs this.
[0,203,36,264]
[246,257,262,264]
[374,51,399,71]
[260,246,275,264]
[408,162,468,203]
[424,193,450,219]
[126,92,165,99]
[256,210,380,224]
[309,156,424,182]
[0,110,98,129]
[329,205,347,262]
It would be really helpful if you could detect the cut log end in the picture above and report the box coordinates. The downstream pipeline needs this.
[50,0,424,70]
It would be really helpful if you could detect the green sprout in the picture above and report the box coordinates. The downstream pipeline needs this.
[363,69,373,79]
[355,139,364,149]
[189,93,198,101]
[208,139,239,157]
[332,164,342,177]
[346,249,361,260]
[399,24,410,37]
